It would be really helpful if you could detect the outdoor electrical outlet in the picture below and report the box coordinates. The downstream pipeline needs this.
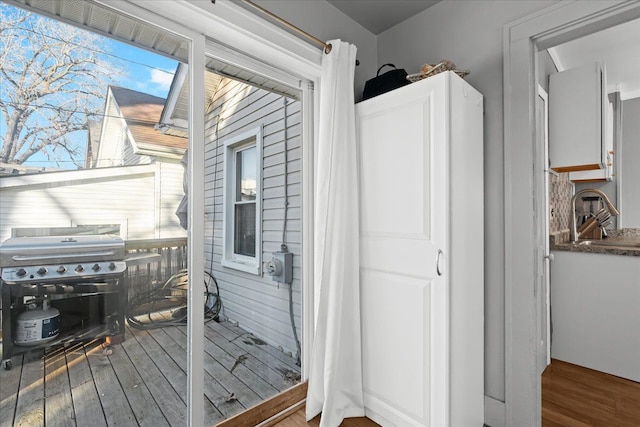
[267,251,293,283]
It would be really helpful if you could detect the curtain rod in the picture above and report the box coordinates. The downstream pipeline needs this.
[211,0,332,54]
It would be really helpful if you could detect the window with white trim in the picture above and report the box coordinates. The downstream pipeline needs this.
[222,127,262,274]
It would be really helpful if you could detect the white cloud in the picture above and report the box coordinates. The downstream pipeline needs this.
[150,69,174,91]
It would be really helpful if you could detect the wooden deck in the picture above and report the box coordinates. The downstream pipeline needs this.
[0,319,301,427]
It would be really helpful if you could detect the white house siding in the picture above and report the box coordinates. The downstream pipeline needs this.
[95,88,152,168]
[157,159,187,238]
[96,90,127,168]
[122,129,151,166]
[0,165,185,243]
[204,77,302,357]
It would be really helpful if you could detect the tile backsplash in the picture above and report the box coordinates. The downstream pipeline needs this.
[549,173,573,233]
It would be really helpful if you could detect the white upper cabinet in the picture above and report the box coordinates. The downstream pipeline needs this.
[569,97,614,182]
[549,62,611,178]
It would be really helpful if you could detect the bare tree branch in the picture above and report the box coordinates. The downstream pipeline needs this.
[0,4,124,167]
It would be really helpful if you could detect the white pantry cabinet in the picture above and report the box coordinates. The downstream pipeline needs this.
[356,71,484,427]
[549,62,610,175]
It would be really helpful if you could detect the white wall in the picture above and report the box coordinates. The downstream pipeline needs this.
[253,0,377,102]
[376,0,557,402]
[620,97,640,227]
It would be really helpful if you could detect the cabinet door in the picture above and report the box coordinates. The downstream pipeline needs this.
[569,98,614,182]
[550,251,640,382]
[357,76,448,426]
[549,62,606,172]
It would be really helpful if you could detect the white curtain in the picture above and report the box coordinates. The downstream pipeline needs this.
[306,40,364,427]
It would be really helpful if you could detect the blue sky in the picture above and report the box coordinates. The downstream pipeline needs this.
[113,41,178,99]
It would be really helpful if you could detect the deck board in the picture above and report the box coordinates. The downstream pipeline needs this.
[0,355,22,427]
[162,325,263,411]
[44,345,74,427]
[106,336,169,427]
[85,340,138,426]
[216,321,300,372]
[0,319,301,427]
[119,327,186,425]
[149,327,244,421]
[211,322,301,385]
[126,325,224,426]
[14,350,45,426]
[202,325,282,399]
[66,341,107,427]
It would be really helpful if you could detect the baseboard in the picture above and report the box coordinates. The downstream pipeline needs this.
[484,395,505,427]
[363,391,421,426]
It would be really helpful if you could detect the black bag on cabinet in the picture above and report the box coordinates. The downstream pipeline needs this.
[363,63,410,100]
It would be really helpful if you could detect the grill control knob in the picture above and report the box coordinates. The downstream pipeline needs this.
[16,268,27,277]
[108,262,117,271]
[92,263,101,272]
[75,265,84,273]
[57,266,67,274]
[37,267,47,275]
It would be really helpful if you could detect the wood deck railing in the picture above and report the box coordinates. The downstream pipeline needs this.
[124,237,187,299]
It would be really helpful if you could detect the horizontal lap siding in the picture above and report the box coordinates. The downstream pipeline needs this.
[157,160,187,238]
[0,172,157,242]
[204,78,302,357]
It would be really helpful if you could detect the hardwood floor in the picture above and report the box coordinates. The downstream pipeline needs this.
[271,405,379,427]
[542,359,640,427]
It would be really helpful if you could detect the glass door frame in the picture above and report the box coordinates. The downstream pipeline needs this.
[98,1,321,424]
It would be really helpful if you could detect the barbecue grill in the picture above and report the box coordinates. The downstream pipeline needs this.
[1,235,127,370]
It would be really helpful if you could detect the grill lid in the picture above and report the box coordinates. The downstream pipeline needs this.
[0,235,125,267]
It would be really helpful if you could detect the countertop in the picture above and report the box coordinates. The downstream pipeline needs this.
[550,228,640,257]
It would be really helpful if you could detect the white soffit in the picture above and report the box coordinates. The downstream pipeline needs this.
[205,57,301,100]
[548,17,640,100]
[8,0,189,62]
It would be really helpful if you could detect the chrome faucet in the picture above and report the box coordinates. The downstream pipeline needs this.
[569,188,620,242]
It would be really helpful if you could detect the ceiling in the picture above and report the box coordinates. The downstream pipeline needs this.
[326,0,440,34]
[548,17,640,100]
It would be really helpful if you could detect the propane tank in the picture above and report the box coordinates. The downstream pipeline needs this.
[14,299,60,346]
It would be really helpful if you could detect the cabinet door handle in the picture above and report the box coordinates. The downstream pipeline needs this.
[436,249,444,276]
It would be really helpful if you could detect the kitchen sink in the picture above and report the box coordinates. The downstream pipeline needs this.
[575,238,640,248]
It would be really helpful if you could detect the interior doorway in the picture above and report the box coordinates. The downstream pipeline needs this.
[504,1,640,425]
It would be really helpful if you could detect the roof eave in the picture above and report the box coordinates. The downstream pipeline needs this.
[159,62,188,127]
[134,142,186,160]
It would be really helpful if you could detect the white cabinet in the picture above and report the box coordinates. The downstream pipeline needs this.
[549,62,610,176]
[356,72,484,426]
[569,98,614,182]
[550,251,640,381]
